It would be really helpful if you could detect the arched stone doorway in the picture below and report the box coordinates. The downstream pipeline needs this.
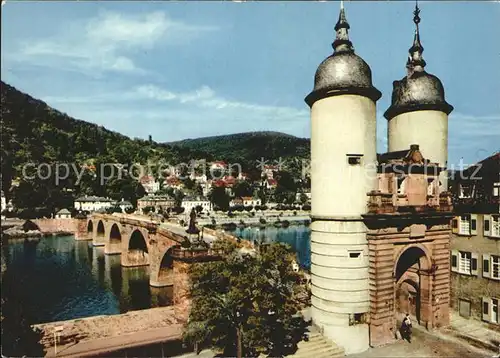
[105,223,122,255]
[394,246,431,326]
[93,220,106,246]
[122,229,149,267]
[151,247,176,287]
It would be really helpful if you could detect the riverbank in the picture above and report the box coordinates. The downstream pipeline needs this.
[32,306,180,356]
[1,218,78,239]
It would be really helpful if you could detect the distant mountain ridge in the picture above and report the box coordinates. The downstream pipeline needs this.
[167,131,310,164]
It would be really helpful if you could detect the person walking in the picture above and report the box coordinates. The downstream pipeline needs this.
[401,313,412,342]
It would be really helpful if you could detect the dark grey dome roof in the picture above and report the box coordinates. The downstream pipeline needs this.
[305,6,381,107]
[384,71,453,120]
[314,52,374,93]
[384,3,453,120]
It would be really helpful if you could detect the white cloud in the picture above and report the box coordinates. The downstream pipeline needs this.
[13,11,218,75]
[134,84,308,120]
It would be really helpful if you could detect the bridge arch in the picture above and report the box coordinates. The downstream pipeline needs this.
[122,229,149,267]
[129,229,148,252]
[87,220,94,235]
[97,220,105,238]
[110,223,121,244]
[150,246,177,287]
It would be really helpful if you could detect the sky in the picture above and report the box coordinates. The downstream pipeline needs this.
[1,1,499,167]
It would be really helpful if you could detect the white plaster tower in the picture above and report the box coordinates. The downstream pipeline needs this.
[304,2,381,354]
[385,3,453,191]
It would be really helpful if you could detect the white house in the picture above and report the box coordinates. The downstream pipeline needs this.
[74,196,114,212]
[1,191,6,213]
[139,175,160,194]
[113,199,133,212]
[55,208,72,219]
[242,197,261,207]
[181,196,212,214]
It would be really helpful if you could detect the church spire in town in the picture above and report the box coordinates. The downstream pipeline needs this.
[332,0,354,53]
[406,0,426,75]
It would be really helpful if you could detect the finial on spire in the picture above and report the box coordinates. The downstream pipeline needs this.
[332,0,354,53]
[406,0,426,75]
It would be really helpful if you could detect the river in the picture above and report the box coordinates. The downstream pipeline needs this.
[3,225,311,324]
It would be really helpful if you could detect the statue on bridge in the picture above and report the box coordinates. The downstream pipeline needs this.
[186,208,200,237]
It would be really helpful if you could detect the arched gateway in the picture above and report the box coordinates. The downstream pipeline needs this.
[363,147,453,347]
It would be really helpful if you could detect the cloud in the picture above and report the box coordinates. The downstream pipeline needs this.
[134,84,308,120]
[12,11,218,75]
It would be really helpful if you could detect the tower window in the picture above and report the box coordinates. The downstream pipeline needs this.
[349,251,361,258]
[349,313,366,325]
[347,154,363,165]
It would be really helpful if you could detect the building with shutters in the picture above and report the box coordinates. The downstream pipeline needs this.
[449,152,499,325]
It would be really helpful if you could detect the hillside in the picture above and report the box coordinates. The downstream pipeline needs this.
[168,131,310,165]
[0,81,310,214]
[0,81,212,213]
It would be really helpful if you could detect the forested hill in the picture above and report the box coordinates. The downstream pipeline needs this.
[168,131,310,164]
[0,81,212,213]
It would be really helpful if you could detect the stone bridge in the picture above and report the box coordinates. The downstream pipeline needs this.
[77,213,221,288]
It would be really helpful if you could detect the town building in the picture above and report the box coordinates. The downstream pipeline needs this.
[181,196,211,214]
[139,175,160,194]
[1,191,6,213]
[229,197,261,208]
[449,152,499,325]
[305,2,453,353]
[74,196,114,212]
[55,208,72,219]
[262,164,278,179]
[210,161,227,172]
[164,177,183,190]
[137,195,175,213]
[113,199,133,213]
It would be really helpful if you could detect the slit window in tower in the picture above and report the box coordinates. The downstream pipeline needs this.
[349,251,361,258]
[347,154,363,165]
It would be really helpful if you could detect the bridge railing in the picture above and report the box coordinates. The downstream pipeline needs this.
[171,247,224,261]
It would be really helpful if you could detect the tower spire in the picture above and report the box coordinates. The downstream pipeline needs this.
[407,0,426,74]
[332,0,354,53]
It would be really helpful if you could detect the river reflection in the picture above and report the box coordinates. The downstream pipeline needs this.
[229,225,311,269]
[4,236,172,324]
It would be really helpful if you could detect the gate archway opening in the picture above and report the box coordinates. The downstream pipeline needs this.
[110,224,121,244]
[394,246,431,326]
[97,220,105,237]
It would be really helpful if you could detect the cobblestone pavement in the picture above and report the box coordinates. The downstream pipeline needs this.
[350,327,492,358]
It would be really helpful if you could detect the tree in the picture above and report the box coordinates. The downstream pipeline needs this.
[299,193,309,205]
[1,246,44,357]
[233,181,252,198]
[195,205,203,214]
[174,190,185,208]
[209,187,230,211]
[143,206,155,214]
[184,242,309,357]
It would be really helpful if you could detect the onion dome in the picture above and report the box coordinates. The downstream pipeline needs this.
[305,1,381,107]
[384,2,453,120]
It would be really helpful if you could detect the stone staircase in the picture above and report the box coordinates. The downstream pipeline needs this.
[174,331,345,358]
[291,331,345,358]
